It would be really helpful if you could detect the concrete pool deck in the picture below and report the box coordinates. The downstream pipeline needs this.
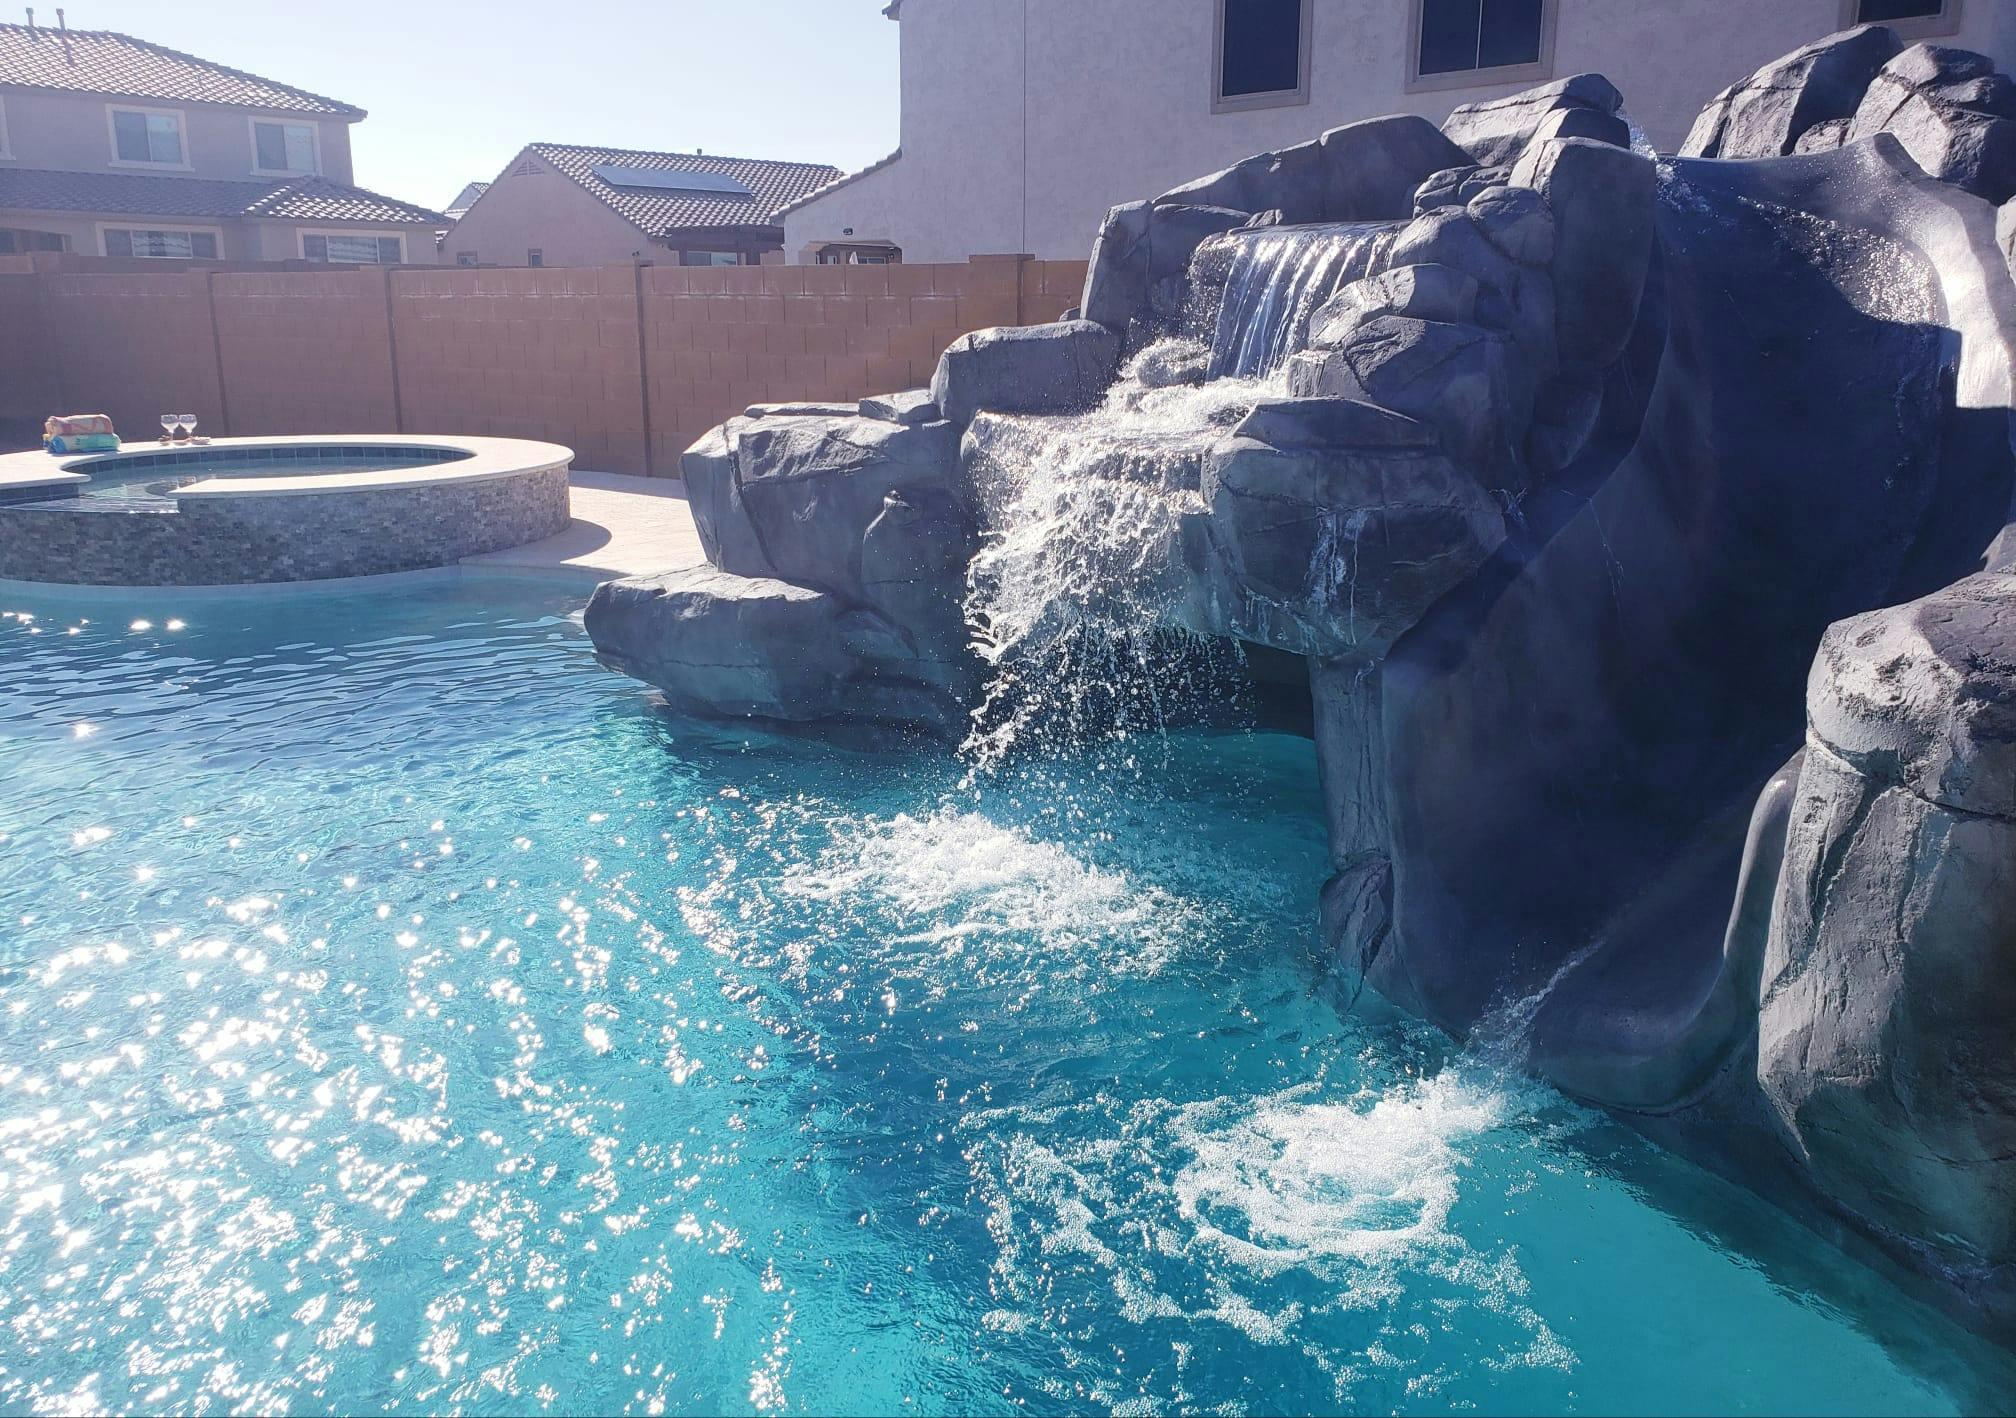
[460,470,703,581]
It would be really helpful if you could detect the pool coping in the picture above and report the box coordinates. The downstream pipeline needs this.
[0,434,575,501]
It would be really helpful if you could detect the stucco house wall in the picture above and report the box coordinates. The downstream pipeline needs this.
[438,155,655,268]
[786,0,2016,263]
[0,87,355,183]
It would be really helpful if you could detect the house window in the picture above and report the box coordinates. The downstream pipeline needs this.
[103,227,218,259]
[0,97,11,159]
[1413,0,1553,84]
[679,249,744,266]
[456,250,479,267]
[1213,0,1311,112]
[303,233,405,264]
[527,248,544,267]
[109,107,186,165]
[252,119,319,175]
[0,228,67,254]
[1847,0,1958,34]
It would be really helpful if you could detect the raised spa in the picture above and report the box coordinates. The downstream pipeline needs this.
[0,434,573,586]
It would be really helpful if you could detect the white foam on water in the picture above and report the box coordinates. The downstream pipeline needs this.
[1170,1072,1520,1275]
[779,808,1211,977]
[962,1058,1584,1403]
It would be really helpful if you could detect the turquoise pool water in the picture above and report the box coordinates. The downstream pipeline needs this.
[0,575,2009,1416]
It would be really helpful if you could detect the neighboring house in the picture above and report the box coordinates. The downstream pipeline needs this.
[442,180,488,222]
[783,0,2016,263]
[0,19,443,262]
[440,143,841,269]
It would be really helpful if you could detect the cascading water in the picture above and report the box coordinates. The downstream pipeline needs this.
[1206,222,1399,380]
[958,221,1398,769]
[959,357,1274,772]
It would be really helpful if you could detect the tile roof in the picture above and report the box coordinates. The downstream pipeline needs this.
[773,148,903,219]
[0,23,362,117]
[525,143,843,236]
[0,167,446,224]
[444,180,489,219]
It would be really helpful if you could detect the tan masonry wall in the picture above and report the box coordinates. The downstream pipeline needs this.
[0,254,1089,475]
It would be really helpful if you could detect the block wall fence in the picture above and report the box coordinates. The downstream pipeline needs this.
[0,255,1089,475]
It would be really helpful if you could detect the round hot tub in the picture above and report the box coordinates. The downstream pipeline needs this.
[0,436,573,586]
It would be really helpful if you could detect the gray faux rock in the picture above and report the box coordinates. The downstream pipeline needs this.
[584,565,968,736]
[1466,185,1555,265]
[1288,314,1524,477]
[1316,114,1477,220]
[1200,427,1506,659]
[859,388,942,425]
[1681,24,1901,158]
[1849,43,2016,203]
[931,320,1122,428]
[729,414,960,603]
[1080,200,1152,332]
[1412,164,1478,214]
[1307,264,1480,347]
[1511,136,1656,370]
[1442,73,1626,167]
[1758,572,2016,1273]
[680,420,771,577]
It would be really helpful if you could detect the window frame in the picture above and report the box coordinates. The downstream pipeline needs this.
[299,228,407,265]
[96,222,224,260]
[527,247,544,267]
[1211,0,1314,115]
[248,116,322,177]
[1840,0,1961,40]
[1405,0,1558,95]
[105,103,191,169]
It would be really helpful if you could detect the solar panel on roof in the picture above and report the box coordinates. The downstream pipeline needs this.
[591,164,753,196]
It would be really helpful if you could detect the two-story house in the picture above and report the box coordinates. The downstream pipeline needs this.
[782,0,2016,264]
[0,18,443,262]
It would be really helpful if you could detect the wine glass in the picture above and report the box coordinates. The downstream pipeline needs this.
[159,413,176,444]
[177,414,199,444]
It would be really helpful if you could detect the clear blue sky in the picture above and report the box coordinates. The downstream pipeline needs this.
[59,0,901,209]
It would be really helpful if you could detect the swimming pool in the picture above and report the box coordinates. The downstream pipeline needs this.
[0,575,2008,1415]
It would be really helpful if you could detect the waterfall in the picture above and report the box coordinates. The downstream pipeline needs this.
[1204,223,1399,381]
[955,222,1397,768]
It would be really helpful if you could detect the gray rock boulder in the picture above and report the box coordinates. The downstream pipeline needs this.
[1681,24,1901,158]
[1849,43,2016,203]
[584,566,970,737]
[1199,411,1507,659]
[931,320,1122,428]
[1316,114,1477,220]
[1287,314,1525,479]
[1442,73,1626,167]
[679,421,769,577]
[694,414,961,603]
[1080,200,1152,332]
[859,388,941,425]
[1467,184,1555,265]
[1511,136,1657,370]
[1412,164,1477,214]
[1758,571,2016,1294]
[1308,264,1480,346]
[744,401,860,419]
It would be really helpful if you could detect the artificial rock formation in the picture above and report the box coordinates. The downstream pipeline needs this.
[589,26,2016,1342]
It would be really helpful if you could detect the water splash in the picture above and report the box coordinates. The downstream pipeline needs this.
[957,354,1282,771]
[1207,223,1398,379]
